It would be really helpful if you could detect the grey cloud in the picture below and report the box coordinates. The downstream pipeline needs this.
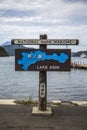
[0,0,87,51]
[64,0,87,3]
[0,9,38,17]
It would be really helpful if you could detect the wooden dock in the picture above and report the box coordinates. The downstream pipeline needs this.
[71,62,87,69]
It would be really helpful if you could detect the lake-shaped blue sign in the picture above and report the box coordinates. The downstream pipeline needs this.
[15,49,71,71]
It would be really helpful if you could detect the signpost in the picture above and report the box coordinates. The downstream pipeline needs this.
[39,34,47,111]
[12,34,79,114]
[12,39,79,45]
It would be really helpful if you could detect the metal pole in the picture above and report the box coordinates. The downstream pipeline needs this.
[39,34,47,111]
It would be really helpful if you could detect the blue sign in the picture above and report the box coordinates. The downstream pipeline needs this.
[15,49,71,71]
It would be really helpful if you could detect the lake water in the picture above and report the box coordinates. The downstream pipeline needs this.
[0,56,87,101]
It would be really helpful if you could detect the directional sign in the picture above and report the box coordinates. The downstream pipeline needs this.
[15,49,71,71]
[12,39,79,45]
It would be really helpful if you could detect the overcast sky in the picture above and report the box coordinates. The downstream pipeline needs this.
[0,0,87,52]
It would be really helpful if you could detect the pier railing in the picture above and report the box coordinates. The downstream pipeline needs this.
[71,62,87,69]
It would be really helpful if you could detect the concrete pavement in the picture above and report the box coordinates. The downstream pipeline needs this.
[0,102,87,130]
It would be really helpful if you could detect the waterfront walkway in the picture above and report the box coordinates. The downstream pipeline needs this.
[0,103,87,130]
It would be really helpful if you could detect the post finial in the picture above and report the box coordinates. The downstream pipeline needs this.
[40,34,47,39]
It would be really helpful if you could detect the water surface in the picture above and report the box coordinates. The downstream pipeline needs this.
[0,56,87,101]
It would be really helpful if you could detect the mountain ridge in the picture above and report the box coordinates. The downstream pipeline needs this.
[0,46,9,56]
[0,41,87,57]
[0,41,26,56]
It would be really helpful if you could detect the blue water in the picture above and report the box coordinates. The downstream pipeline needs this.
[0,56,87,101]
